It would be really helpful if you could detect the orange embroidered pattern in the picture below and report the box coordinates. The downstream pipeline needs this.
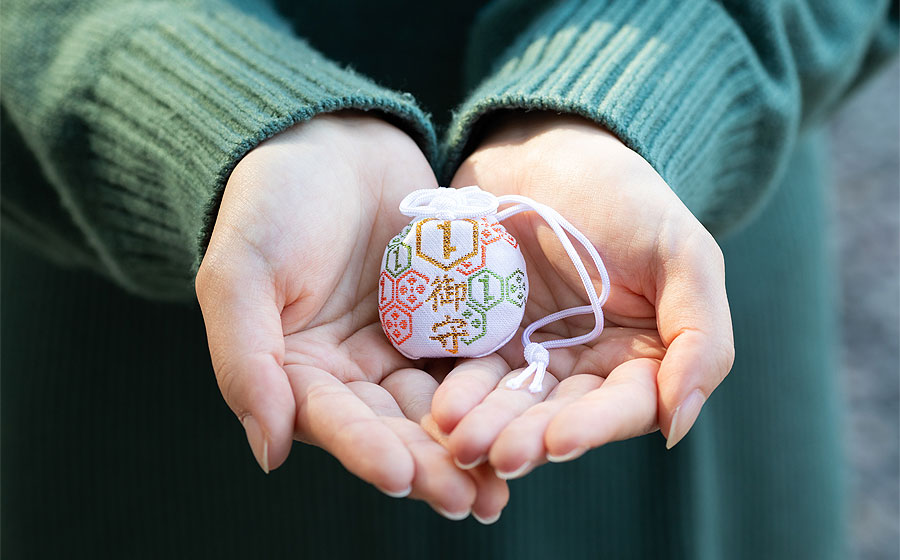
[381,303,413,345]
[396,270,429,311]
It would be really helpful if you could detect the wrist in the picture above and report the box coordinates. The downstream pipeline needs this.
[230,110,423,190]
[473,111,615,151]
[455,111,630,196]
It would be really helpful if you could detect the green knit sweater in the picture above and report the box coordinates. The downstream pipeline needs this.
[1,1,897,558]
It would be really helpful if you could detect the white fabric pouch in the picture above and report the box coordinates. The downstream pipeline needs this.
[379,186,610,393]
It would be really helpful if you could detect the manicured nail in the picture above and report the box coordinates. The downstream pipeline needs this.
[436,506,471,521]
[241,415,269,474]
[546,447,586,463]
[453,455,486,470]
[472,511,501,525]
[495,461,532,480]
[377,485,412,499]
[666,389,706,449]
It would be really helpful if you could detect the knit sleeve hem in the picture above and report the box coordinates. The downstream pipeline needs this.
[441,0,791,235]
[10,4,436,299]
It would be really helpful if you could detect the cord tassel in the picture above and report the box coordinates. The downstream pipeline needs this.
[506,343,550,392]
[495,193,611,393]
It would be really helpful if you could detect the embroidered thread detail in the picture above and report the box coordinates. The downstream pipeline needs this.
[381,303,413,345]
[506,269,526,307]
[430,315,469,354]
[436,221,457,259]
[461,306,487,345]
[384,239,412,277]
[396,270,429,312]
[415,218,479,271]
[379,271,396,308]
[426,274,467,312]
[467,268,505,313]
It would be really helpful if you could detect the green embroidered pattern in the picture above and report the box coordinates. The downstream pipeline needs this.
[467,268,505,313]
[384,226,413,277]
[461,305,487,345]
[505,269,527,307]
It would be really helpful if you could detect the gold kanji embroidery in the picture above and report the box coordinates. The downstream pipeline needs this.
[426,274,467,312]
[436,220,457,259]
[430,315,469,354]
[415,218,479,270]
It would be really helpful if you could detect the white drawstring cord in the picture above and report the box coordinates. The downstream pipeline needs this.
[495,195,611,393]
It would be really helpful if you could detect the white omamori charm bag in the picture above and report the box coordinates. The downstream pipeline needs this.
[378,186,610,393]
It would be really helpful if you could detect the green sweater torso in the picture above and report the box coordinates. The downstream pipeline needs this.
[1,1,896,558]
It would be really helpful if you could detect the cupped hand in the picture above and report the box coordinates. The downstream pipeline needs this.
[196,113,507,521]
[431,113,734,479]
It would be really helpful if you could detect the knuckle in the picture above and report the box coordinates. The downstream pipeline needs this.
[194,249,230,307]
[214,352,268,416]
[215,359,243,414]
[194,258,211,301]
[688,225,721,263]
[722,339,736,375]
[709,238,726,273]
[712,335,736,385]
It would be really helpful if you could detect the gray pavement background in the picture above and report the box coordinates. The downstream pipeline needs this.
[829,60,899,560]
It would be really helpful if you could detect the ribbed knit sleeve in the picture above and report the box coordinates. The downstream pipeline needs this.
[443,0,898,235]
[0,1,436,300]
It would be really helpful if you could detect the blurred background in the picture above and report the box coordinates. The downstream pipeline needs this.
[830,60,899,560]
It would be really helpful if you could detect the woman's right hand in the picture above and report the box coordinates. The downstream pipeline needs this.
[431,113,735,479]
[195,112,508,522]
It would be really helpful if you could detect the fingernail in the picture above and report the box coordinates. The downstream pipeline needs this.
[377,485,412,499]
[453,455,486,470]
[472,511,501,525]
[495,460,532,480]
[546,447,586,463]
[666,389,706,450]
[241,415,269,474]
[436,506,471,521]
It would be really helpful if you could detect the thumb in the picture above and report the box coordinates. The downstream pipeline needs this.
[655,224,735,449]
[196,237,296,473]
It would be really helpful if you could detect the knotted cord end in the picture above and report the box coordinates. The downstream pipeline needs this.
[506,342,550,393]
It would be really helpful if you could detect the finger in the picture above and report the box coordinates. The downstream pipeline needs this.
[348,382,477,516]
[430,354,511,435]
[468,463,510,525]
[523,328,664,381]
[655,225,735,448]
[380,368,439,423]
[544,358,660,460]
[447,370,559,469]
[421,414,510,524]
[288,365,414,496]
[490,374,604,479]
[196,242,295,473]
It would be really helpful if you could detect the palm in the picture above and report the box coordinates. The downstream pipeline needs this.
[506,207,666,365]
[197,114,507,520]
[428,114,733,478]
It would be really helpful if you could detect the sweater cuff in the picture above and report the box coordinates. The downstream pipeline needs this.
[76,5,436,297]
[442,0,785,234]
